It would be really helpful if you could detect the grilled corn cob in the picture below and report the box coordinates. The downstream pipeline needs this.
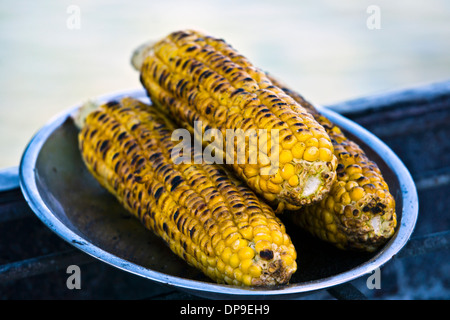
[267,75,397,252]
[131,30,337,212]
[75,96,297,286]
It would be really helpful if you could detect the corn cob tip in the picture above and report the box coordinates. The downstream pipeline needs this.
[131,40,156,71]
[72,100,100,130]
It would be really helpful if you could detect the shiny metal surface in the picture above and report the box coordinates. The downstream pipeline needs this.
[19,89,418,299]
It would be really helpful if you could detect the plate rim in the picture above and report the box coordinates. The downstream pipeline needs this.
[19,88,419,298]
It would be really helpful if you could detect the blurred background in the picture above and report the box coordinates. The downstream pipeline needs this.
[0,0,449,167]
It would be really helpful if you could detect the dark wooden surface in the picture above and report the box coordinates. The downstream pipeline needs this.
[0,80,449,300]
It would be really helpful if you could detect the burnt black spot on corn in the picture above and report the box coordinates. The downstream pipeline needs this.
[267,74,397,252]
[131,30,338,212]
[76,96,297,286]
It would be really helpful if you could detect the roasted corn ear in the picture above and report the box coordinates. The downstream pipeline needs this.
[75,96,297,286]
[268,75,397,252]
[131,30,337,211]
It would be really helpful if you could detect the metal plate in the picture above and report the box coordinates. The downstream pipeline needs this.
[19,89,418,299]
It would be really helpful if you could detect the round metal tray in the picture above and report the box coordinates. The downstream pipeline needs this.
[19,89,418,299]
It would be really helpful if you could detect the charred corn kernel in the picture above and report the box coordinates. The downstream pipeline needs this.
[132,29,337,210]
[288,175,299,187]
[346,164,362,176]
[295,130,314,142]
[267,75,397,252]
[349,173,363,182]
[75,97,297,286]
[281,135,297,150]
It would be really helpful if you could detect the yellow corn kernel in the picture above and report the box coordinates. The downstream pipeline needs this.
[255,239,272,252]
[221,247,232,264]
[282,254,295,268]
[262,192,277,202]
[304,147,319,161]
[240,259,253,274]
[319,147,333,162]
[280,135,297,150]
[225,232,241,247]
[259,178,268,193]
[238,247,255,261]
[279,150,293,164]
[229,253,240,268]
[295,130,314,142]
[280,163,295,180]
[349,186,365,201]
[239,225,253,240]
[233,268,243,283]
[345,181,359,191]
[346,164,362,176]
[376,189,386,199]
[305,138,319,148]
[319,138,333,149]
[253,225,271,236]
[271,230,284,246]
[341,192,351,205]
[231,238,248,251]
[242,274,253,286]
[243,165,260,178]
[291,142,305,159]
[266,180,282,194]
[270,170,284,184]
[216,259,226,274]
[288,175,299,187]
[248,265,262,278]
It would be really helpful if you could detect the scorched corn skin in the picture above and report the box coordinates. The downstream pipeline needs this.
[75,96,297,286]
[268,75,397,252]
[131,30,338,212]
